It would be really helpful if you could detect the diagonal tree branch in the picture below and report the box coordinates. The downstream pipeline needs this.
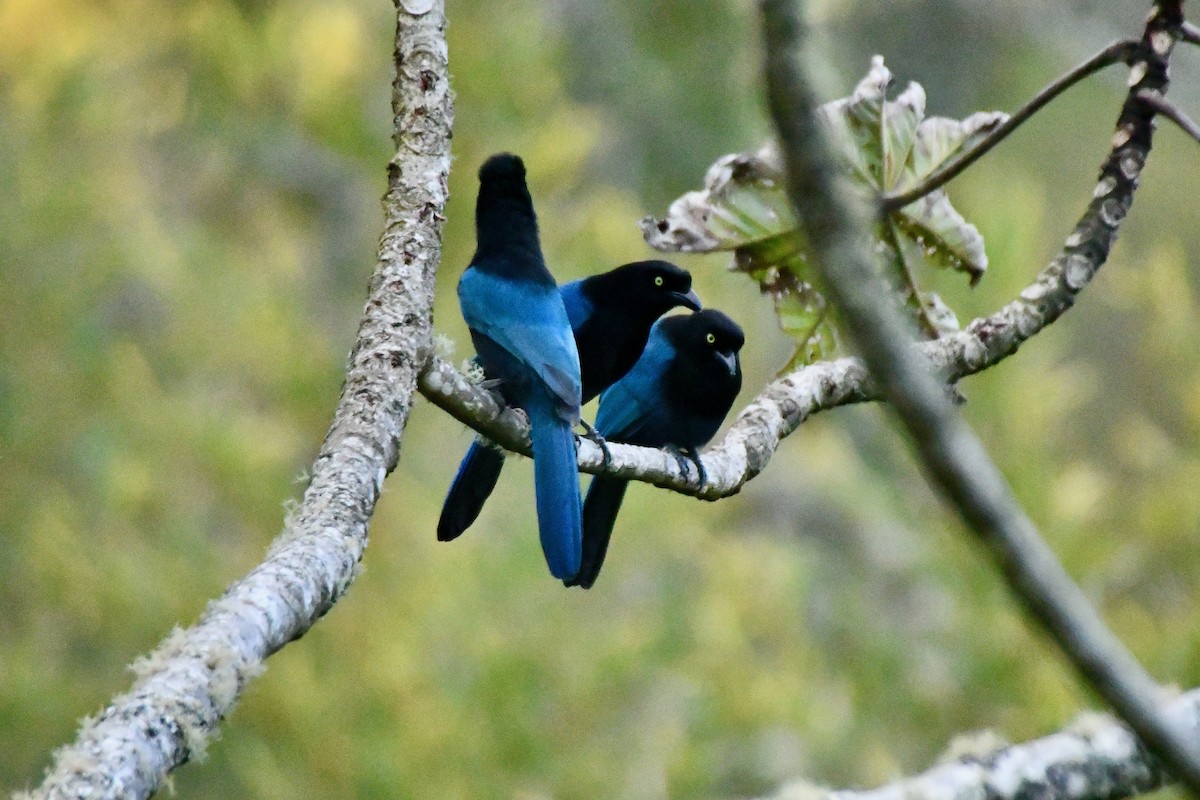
[760,690,1200,800]
[760,0,1200,793]
[881,37,1138,211]
[19,3,454,798]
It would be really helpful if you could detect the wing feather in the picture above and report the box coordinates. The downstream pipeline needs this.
[594,328,675,442]
[459,269,582,410]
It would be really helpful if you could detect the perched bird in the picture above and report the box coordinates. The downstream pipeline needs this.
[561,261,701,401]
[438,260,701,545]
[565,309,744,589]
[454,153,583,580]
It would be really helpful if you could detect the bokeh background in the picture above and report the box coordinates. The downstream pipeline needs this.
[3,0,1200,797]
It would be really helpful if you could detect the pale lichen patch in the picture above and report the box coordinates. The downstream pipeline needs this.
[1119,151,1145,181]
[1127,61,1149,87]
[129,628,191,682]
[938,729,1010,764]
[1064,254,1094,290]
[1151,30,1173,56]
[1093,176,1117,198]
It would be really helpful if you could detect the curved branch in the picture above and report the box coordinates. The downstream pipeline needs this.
[419,352,872,496]
[881,38,1137,212]
[762,0,1200,792]
[23,5,454,799]
[760,690,1200,800]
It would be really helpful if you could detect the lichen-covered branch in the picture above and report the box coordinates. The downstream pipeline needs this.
[21,5,454,799]
[761,690,1200,800]
[761,0,1200,791]
[419,352,872,497]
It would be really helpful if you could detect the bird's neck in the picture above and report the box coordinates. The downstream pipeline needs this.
[473,190,544,270]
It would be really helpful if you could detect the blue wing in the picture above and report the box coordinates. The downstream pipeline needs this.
[594,327,675,441]
[558,279,593,331]
[459,268,582,412]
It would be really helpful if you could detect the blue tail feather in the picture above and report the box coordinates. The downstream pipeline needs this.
[567,477,629,589]
[528,403,583,580]
[437,441,506,541]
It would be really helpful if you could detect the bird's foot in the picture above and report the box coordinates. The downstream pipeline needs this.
[667,445,707,488]
[577,420,612,469]
[476,378,508,406]
[504,406,529,430]
[686,448,708,487]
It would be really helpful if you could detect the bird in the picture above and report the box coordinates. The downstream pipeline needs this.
[561,261,702,402]
[453,153,583,580]
[437,260,702,545]
[565,308,744,589]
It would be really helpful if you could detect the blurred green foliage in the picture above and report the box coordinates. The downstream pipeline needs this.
[1,1,1198,798]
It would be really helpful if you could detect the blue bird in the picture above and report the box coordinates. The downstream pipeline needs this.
[438,260,701,545]
[454,153,583,579]
[565,309,744,589]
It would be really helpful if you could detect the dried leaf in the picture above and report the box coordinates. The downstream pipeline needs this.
[641,55,1005,368]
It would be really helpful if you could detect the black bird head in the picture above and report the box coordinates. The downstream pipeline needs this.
[472,153,543,272]
[570,260,702,401]
[665,308,745,379]
[590,260,702,315]
[478,152,526,183]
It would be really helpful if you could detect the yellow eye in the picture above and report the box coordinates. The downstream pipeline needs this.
[706,333,716,344]
[654,276,664,287]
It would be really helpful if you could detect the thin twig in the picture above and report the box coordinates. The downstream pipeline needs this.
[881,38,1137,212]
[1138,88,1200,145]
[762,0,1200,795]
[21,4,454,799]
[1181,20,1200,45]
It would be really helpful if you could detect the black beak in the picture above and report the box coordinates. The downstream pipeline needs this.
[717,350,738,376]
[671,288,703,311]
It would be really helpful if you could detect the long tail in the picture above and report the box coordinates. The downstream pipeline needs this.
[528,403,583,580]
[566,477,629,589]
[437,442,506,542]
